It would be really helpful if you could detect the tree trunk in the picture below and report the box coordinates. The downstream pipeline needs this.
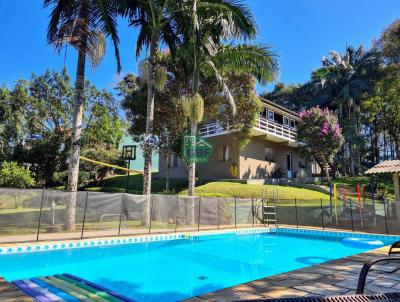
[66,45,87,231]
[394,137,400,160]
[188,122,197,196]
[165,149,170,192]
[143,34,158,196]
[349,143,355,176]
[141,34,158,226]
[322,157,331,181]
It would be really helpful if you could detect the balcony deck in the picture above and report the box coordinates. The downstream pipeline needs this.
[201,117,298,147]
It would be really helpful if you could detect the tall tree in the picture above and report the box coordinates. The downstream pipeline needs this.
[124,0,181,196]
[179,0,278,195]
[310,46,378,175]
[44,0,121,230]
[364,65,400,158]
[297,107,344,180]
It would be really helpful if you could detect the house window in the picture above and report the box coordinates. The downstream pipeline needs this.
[259,108,267,119]
[169,153,179,168]
[265,146,274,162]
[267,110,274,121]
[283,116,289,127]
[218,145,231,162]
[290,119,296,128]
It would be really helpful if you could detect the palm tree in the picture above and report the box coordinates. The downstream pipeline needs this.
[310,46,378,175]
[44,0,121,230]
[123,0,182,196]
[126,0,262,196]
[179,0,279,195]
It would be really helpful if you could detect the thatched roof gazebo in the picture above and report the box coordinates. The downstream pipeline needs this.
[365,160,400,202]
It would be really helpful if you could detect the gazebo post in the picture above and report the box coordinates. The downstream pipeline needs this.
[393,172,400,220]
[394,172,400,202]
[366,160,400,221]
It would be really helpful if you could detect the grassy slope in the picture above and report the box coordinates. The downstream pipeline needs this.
[321,175,394,199]
[91,175,330,202]
[180,181,329,200]
[87,174,188,194]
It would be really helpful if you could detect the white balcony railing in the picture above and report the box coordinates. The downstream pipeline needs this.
[201,116,297,142]
[255,117,296,141]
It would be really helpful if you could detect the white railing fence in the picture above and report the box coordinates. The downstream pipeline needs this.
[201,117,296,141]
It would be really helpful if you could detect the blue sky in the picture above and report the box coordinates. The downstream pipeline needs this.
[0,0,399,93]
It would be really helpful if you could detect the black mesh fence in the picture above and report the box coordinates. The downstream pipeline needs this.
[0,188,43,242]
[0,188,399,244]
[218,197,235,229]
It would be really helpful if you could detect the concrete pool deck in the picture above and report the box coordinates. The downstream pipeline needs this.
[183,246,398,302]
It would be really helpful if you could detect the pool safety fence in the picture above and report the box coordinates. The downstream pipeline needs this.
[0,188,398,244]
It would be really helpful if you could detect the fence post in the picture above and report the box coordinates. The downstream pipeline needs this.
[371,182,377,226]
[294,198,298,228]
[383,197,389,235]
[252,197,254,227]
[320,198,324,230]
[349,198,354,233]
[175,195,179,233]
[36,188,45,242]
[197,196,201,232]
[234,196,237,228]
[261,193,265,225]
[118,193,124,236]
[217,197,220,230]
[148,195,153,235]
[81,191,89,239]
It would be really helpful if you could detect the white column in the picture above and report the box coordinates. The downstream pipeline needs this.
[394,172,400,201]
[393,172,400,220]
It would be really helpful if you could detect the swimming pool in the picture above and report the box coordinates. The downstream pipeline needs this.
[0,228,397,302]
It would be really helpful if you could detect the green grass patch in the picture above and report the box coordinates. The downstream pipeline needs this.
[321,175,395,199]
[87,174,188,195]
[94,175,330,201]
[179,181,330,201]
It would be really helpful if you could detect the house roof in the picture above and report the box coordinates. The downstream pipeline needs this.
[365,160,400,174]
[258,97,300,119]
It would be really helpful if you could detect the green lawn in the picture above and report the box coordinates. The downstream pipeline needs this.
[87,173,188,194]
[90,175,330,202]
[180,181,330,201]
[321,175,395,199]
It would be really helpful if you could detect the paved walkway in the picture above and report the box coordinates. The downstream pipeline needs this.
[183,246,399,302]
[0,277,34,301]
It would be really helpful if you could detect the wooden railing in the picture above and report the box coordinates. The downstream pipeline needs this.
[201,117,296,141]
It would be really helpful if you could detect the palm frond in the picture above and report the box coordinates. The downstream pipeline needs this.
[87,30,106,68]
[206,60,237,115]
[212,44,279,85]
[198,0,257,40]
[92,0,121,72]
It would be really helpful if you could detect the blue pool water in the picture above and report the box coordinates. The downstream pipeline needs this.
[0,232,393,301]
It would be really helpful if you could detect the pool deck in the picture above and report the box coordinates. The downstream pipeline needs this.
[183,246,398,302]
[0,277,34,301]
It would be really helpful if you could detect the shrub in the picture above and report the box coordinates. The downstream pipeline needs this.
[52,170,91,189]
[0,161,35,188]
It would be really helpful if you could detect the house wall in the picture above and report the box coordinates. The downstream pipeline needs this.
[158,152,187,178]
[239,136,310,179]
[197,133,240,179]
[157,134,315,180]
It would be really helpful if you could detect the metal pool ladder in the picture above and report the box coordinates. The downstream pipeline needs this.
[262,186,277,226]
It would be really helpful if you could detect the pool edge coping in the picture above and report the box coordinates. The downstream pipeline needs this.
[1,226,399,255]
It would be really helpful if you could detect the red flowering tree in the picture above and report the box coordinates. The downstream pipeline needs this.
[297,107,344,179]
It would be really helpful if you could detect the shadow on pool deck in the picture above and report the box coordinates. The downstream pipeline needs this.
[95,277,226,302]
[182,246,400,302]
